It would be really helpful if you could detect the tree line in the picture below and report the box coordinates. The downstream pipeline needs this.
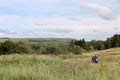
[0,34,119,55]
[72,34,120,51]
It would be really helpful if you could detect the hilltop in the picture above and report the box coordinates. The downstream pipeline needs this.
[0,38,75,46]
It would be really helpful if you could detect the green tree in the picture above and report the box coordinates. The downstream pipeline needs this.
[94,41,105,50]
[88,45,94,51]
[15,41,33,54]
[31,44,41,51]
[37,47,46,54]
[46,45,68,55]
[104,38,111,49]
[0,40,16,54]
[68,45,84,54]
[111,34,120,47]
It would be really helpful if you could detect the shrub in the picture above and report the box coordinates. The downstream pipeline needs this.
[37,47,46,54]
[0,40,16,54]
[45,46,68,55]
[0,40,33,54]
[15,41,33,54]
[68,45,84,55]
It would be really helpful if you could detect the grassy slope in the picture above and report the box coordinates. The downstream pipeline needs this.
[0,48,120,80]
[0,38,74,47]
[0,38,74,42]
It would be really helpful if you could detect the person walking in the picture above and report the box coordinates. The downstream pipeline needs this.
[94,55,98,64]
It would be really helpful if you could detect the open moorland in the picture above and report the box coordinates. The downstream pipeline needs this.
[0,48,120,80]
[0,38,74,46]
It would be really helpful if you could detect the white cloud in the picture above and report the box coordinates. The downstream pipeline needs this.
[46,28,73,33]
[0,28,16,36]
[0,15,120,30]
[112,0,120,4]
[0,15,119,40]
[80,2,116,20]
[67,18,81,21]
[0,0,119,39]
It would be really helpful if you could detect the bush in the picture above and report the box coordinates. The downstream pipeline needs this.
[0,40,33,54]
[93,40,105,50]
[45,46,68,55]
[37,47,46,54]
[0,40,16,54]
[15,41,33,54]
[68,45,84,55]
[88,45,94,51]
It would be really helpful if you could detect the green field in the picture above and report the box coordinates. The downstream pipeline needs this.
[0,38,74,47]
[0,48,120,80]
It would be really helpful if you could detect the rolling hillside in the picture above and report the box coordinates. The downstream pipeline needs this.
[0,38,75,46]
[0,48,119,80]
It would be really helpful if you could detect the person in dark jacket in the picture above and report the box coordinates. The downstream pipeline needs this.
[94,55,98,64]
[92,55,98,64]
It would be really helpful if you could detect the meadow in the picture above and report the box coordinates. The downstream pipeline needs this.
[0,48,120,80]
[0,38,73,46]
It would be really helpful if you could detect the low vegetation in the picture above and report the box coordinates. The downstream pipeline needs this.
[0,34,119,55]
[0,34,119,80]
[0,48,119,80]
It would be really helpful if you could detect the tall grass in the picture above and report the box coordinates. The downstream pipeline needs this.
[0,48,120,80]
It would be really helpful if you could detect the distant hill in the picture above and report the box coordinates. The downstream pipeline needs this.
[0,38,75,46]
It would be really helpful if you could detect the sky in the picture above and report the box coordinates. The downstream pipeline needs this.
[0,0,120,41]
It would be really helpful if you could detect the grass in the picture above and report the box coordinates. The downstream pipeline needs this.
[0,38,74,46]
[0,48,120,80]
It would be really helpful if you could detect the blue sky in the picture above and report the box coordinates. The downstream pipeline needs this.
[0,0,120,41]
